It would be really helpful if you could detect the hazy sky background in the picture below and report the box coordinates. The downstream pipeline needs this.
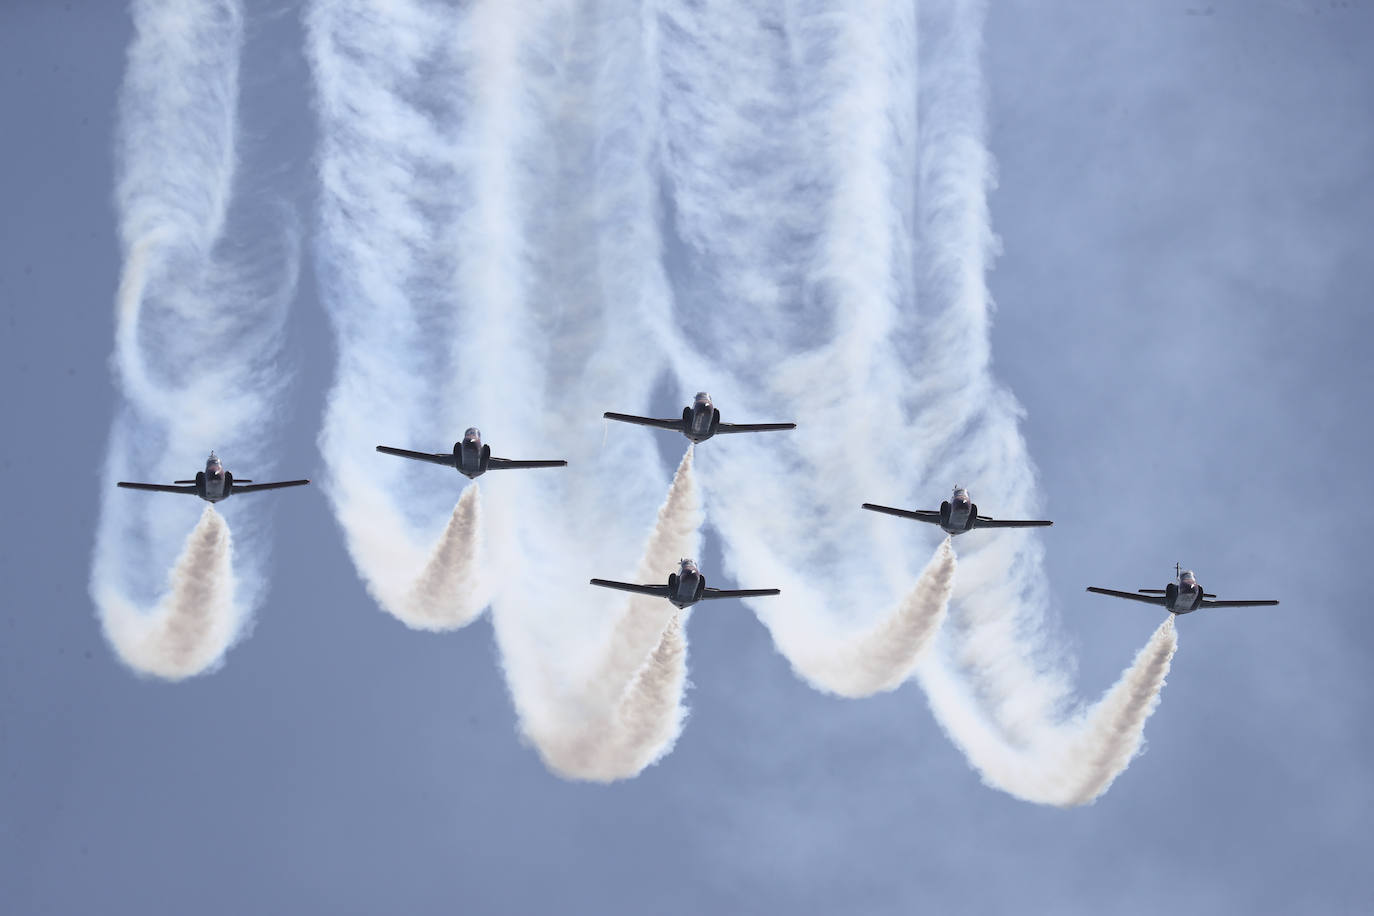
[3,1,1372,913]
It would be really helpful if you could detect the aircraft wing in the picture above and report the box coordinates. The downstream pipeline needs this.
[486,458,568,470]
[116,482,198,495]
[589,579,673,598]
[861,503,943,525]
[1199,598,1280,608]
[715,422,797,434]
[602,412,684,432]
[232,479,311,494]
[1085,587,1169,606]
[972,517,1053,529]
[376,445,457,467]
[699,587,781,600]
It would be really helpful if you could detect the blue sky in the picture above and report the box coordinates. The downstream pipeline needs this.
[2,1,1372,913]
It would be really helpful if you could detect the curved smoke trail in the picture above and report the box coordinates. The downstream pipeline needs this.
[308,0,690,765]
[652,0,1174,803]
[309,0,1173,796]
[535,449,702,781]
[92,0,299,678]
[99,508,238,680]
[918,616,1178,806]
[774,538,956,698]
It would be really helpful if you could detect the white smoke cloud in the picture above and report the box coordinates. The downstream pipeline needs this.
[771,538,956,699]
[98,508,239,680]
[306,0,1175,801]
[308,0,693,774]
[650,0,1175,805]
[533,449,702,781]
[918,615,1179,806]
[92,0,300,678]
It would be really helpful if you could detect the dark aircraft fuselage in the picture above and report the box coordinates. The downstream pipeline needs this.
[668,559,708,609]
[1158,569,1208,615]
[939,487,978,535]
[453,428,492,479]
[189,453,235,502]
[683,392,722,443]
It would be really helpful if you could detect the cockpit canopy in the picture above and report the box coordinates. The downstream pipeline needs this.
[1180,569,1195,581]
[693,392,711,403]
[679,558,697,569]
[952,486,969,500]
[464,427,481,439]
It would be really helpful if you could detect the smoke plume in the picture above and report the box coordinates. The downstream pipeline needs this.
[99,508,239,680]
[534,449,702,781]
[92,0,299,678]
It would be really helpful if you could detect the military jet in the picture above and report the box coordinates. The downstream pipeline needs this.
[116,451,310,504]
[604,392,796,444]
[1087,564,1279,615]
[376,427,567,480]
[590,558,780,610]
[862,486,1053,536]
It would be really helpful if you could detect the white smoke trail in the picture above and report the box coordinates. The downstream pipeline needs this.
[613,613,690,772]
[918,616,1178,806]
[398,486,486,629]
[98,508,238,680]
[308,0,691,769]
[652,0,1175,803]
[307,0,498,632]
[775,538,956,698]
[534,449,702,781]
[92,0,299,678]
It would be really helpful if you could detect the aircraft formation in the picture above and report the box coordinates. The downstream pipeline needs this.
[115,391,1280,615]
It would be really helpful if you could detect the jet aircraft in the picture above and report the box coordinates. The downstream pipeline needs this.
[590,558,780,610]
[862,486,1053,536]
[603,392,796,444]
[376,428,567,480]
[1086,564,1279,615]
[116,452,310,504]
